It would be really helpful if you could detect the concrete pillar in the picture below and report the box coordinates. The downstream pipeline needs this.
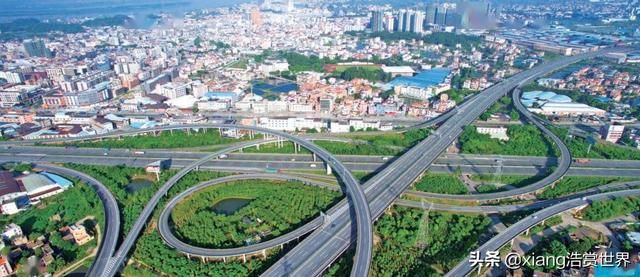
[219,128,222,136]
[223,256,226,263]
[262,249,267,259]
[280,244,284,250]
[313,153,317,162]
[186,253,191,259]
[510,238,515,247]
[242,254,246,263]
[170,129,173,135]
[294,143,298,154]
[326,163,332,175]
[200,256,205,263]
[195,165,199,171]
[525,228,530,236]
[239,148,243,153]
[256,143,260,150]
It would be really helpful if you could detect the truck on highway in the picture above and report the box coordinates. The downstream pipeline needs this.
[573,158,591,164]
[218,154,228,159]
[265,168,281,173]
[133,151,145,155]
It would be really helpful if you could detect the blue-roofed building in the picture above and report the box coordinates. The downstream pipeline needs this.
[383,68,452,100]
[15,172,73,203]
[384,68,451,90]
[39,172,73,189]
[130,121,158,129]
[595,96,612,103]
[204,92,238,102]
[521,91,571,107]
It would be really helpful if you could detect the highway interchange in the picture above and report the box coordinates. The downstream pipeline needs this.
[2,47,639,277]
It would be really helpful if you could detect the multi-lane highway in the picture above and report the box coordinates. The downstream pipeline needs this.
[31,164,120,277]
[4,149,640,178]
[262,48,623,276]
[157,174,338,259]
[445,189,640,277]
[94,124,372,277]
[0,47,633,277]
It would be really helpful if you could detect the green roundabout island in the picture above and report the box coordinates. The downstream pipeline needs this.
[169,178,342,249]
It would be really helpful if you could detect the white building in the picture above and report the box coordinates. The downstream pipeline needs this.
[531,102,606,117]
[267,101,288,113]
[197,101,229,111]
[288,103,314,113]
[258,117,326,132]
[2,223,22,240]
[330,119,382,133]
[601,124,625,143]
[0,71,23,84]
[476,126,509,141]
[158,83,188,99]
[259,60,289,74]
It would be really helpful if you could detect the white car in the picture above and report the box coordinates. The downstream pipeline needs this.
[310,164,317,168]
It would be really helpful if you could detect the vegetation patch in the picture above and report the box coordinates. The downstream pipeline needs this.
[580,197,640,222]
[549,127,640,160]
[65,164,227,238]
[539,176,639,199]
[245,129,431,156]
[0,181,103,273]
[66,129,249,149]
[459,124,557,157]
[171,180,341,248]
[372,207,490,275]
[413,173,468,195]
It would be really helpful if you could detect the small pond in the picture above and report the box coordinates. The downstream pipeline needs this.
[125,179,153,193]
[211,198,251,215]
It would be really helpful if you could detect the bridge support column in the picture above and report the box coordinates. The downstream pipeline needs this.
[510,238,515,247]
[294,143,298,154]
[195,165,199,171]
[200,256,205,263]
[239,148,243,153]
[170,129,173,135]
[280,244,283,250]
[256,143,260,150]
[525,228,530,236]
[313,153,317,162]
[242,254,246,263]
[326,163,332,175]
[262,249,267,259]
[186,253,191,259]
[222,256,226,263]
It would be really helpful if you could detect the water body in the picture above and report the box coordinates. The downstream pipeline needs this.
[0,0,250,22]
[125,178,153,193]
[595,264,638,276]
[211,198,251,216]
[549,63,583,79]
[252,79,299,96]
